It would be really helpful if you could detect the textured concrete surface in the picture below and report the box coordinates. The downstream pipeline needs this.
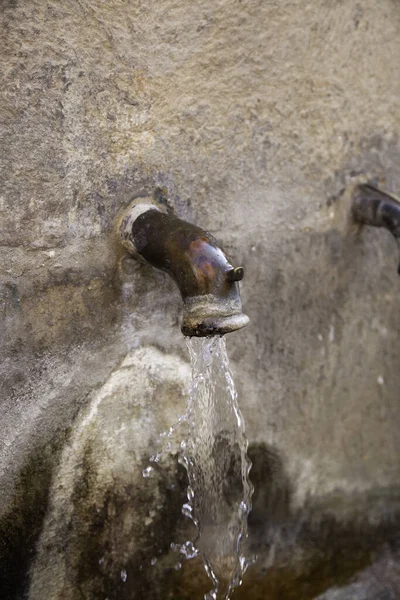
[1,0,400,598]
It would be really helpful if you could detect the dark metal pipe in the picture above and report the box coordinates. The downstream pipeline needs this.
[352,184,400,274]
[118,199,249,337]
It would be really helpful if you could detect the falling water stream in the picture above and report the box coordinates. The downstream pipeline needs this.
[144,336,253,599]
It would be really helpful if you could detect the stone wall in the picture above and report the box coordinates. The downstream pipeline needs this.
[1,0,400,598]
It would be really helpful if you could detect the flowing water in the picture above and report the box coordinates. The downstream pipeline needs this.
[144,336,253,599]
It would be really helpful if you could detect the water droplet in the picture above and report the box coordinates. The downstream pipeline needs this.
[182,541,198,559]
[150,452,161,463]
[142,466,153,478]
[182,503,192,518]
[120,569,127,582]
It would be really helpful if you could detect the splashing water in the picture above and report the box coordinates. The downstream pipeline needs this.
[143,336,253,599]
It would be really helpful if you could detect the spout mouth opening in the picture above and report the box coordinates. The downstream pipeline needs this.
[181,295,249,337]
[181,313,250,337]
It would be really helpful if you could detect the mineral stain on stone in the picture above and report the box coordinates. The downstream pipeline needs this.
[0,446,57,600]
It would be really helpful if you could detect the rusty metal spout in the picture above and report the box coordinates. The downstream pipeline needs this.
[118,198,249,337]
[352,184,400,274]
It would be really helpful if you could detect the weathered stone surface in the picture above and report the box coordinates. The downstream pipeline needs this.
[28,346,190,600]
[1,0,400,597]
[315,550,400,599]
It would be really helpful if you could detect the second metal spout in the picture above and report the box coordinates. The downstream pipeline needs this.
[352,183,400,274]
[118,198,249,337]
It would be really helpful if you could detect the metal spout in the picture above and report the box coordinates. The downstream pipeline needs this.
[118,198,249,337]
[352,184,400,274]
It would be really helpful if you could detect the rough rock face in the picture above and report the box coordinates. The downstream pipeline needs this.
[1,0,400,598]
